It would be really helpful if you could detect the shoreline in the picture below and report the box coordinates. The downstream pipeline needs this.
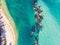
[1,0,18,45]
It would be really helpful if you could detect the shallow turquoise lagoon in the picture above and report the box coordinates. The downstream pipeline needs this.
[5,0,60,45]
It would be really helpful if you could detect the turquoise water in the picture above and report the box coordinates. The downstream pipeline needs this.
[5,0,60,45]
[38,0,60,45]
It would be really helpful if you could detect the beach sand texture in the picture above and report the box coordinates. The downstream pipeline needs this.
[1,0,17,45]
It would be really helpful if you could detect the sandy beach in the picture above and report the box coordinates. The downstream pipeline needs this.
[1,0,18,45]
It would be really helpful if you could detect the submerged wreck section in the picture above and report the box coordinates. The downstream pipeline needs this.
[31,0,43,45]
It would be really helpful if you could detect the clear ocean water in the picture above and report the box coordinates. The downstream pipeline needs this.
[5,0,60,45]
